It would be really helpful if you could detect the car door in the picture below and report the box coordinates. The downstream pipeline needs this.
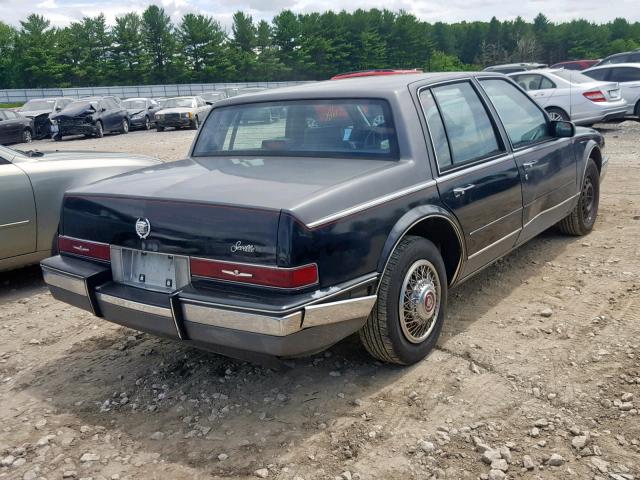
[478,77,578,244]
[2,111,22,142]
[0,155,37,259]
[608,67,640,111]
[419,81,524,276]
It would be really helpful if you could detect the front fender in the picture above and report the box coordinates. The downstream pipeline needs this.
[376,203,465,274]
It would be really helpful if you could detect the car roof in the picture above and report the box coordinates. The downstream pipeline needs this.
[216,72,499,106]
[585,62,640,70]
[124,97,149,101]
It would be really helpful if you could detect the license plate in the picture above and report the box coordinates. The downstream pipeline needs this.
[51,124,59,133]
[110,247,190,293]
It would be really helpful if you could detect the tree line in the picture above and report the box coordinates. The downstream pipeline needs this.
[1,6,639,89]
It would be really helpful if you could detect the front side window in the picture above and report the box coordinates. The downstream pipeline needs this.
[479,78,552,149]
[193,99,398,159]
[428,82,502,167]
[609,67,640,83]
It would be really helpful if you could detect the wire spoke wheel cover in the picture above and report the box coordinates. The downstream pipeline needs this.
[399,259,441,343]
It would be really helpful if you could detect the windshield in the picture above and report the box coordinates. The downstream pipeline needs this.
[67,100,99,111]
[550,69,596,84]
[193,99,398,159]
[163,98,196,108]
[123,99,146,109]
[21,99,56,111]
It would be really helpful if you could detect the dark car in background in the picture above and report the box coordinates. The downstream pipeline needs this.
[0,109,34,145]
[550,60,599,71]
[122,98,161,130]
[19,97,74,139]
[594,49,640,67]
[42,73,606,365]
[50,96,129,141]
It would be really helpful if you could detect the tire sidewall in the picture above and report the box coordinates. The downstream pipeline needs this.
[96,121,104,138]
[578,159,600,231]
[546,107,569,122]
[383,238,448,364]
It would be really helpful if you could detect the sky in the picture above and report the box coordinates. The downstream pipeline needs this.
[0,0,639,30]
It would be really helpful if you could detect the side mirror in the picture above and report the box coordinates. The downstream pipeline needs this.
[205,101,213,106]
[551,120,575,138]
[55,107,62,112]
[148,105,154,110]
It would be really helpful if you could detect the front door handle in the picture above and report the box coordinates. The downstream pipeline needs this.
[453,184,475,198]
[523,160,538,169]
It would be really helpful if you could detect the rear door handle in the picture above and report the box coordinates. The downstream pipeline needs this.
[453,184,475,198]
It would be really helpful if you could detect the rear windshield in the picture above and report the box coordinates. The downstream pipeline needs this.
[550,69,595,84]
[192,99,398,159]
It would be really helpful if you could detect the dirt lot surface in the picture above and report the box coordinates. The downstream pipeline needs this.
[1,123,639,480]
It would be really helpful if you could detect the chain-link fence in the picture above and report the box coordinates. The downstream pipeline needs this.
[0,81,312,104]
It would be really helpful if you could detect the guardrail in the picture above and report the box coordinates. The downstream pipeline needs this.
[0,81,312,104]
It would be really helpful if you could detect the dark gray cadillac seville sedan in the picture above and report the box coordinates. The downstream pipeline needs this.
[41,73,606,365]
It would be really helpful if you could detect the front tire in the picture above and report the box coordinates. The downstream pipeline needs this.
[557,158,600,235]
[191,116,199,130]
[360,236,447,365]
[120,119,129,134]
[144,116,151,130]
[95,121,104,138]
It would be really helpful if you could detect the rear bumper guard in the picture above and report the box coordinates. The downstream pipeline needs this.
[41,255,377,357]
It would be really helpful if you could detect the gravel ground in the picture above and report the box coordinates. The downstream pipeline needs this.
[1,122,639,480]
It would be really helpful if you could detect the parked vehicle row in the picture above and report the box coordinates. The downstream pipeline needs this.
[40,72,606,366]
[0,109,34,145]
[583,64,640,117]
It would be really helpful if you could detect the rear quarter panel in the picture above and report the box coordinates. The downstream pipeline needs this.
[18,158,158,252]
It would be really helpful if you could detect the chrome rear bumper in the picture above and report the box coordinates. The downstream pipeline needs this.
[41,255,377,357]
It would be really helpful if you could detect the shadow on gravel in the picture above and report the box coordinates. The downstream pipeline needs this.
[21,227,579,475]
[0,264,45,302]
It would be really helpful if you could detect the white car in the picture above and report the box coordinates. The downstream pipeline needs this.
[507,69,628,125]
[583,63,640,117]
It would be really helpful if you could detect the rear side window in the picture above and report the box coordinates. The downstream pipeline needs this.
[584,69,609,81]
[428,81,502,168]
[609,67,640,83]
[539,77,555,89]
[512,74,541,91]
[419,90,452,170]
[479,78,552,149]
[193,99,399,159]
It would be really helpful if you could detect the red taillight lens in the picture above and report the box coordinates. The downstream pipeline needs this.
[58,236,111,262]
[583,90,606,102]
[190,258,318,289]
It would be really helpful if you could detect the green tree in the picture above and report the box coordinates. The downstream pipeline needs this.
[178,13,227,81]
[142,5,175,82]
[14,14,63,87]
[0,22,16,88]
[112,13,147,84]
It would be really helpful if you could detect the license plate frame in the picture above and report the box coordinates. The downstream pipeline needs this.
[110,247,190,293]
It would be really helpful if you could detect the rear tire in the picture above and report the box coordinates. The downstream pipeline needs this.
[359,236,447,365]
[546,107,570,122]
[557,158,600,236]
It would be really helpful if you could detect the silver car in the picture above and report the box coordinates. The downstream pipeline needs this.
[508,69,628,125]
[0,145,160,272]
[583,63,640,117]
[154,96,211,131]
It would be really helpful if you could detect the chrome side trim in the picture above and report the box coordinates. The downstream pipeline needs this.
[377,213,466,291]
[468,229,521,260]
[42,267,86,296]
[0,220,30,230]
[523,193,579,230]
[303,295,377,328]
[95,292,173,318]
[183,304,303,336]
[306,180,437,229]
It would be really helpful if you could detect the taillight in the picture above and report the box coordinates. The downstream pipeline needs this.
[583,90,607,102]
[58,236,110,262]
[190,258,318,289]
